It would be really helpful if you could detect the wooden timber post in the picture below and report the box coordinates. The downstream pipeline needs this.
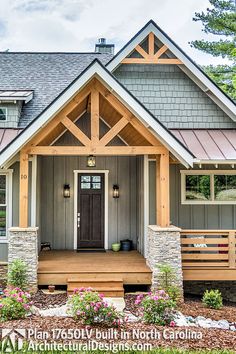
[156,151,170,227]
[228,231,236,268]
[19,150,29,228]
[91,88,99,144]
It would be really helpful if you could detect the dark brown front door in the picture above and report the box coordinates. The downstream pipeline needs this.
[77,173,104,249]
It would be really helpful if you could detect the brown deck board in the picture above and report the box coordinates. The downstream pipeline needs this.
[38,250,152,285]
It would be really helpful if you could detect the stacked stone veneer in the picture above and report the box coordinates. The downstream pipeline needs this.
[0,263,7,288]
[146,225,183,295]
[8,227,38,293]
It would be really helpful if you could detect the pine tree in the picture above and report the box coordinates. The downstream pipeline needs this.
[191,0,236,99]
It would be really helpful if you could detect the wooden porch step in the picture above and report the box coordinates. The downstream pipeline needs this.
[67,277,124,297]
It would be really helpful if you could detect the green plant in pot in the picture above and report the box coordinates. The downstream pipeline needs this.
[111,243,121,252]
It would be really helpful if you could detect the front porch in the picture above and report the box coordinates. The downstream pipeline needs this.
[38,250,152,296]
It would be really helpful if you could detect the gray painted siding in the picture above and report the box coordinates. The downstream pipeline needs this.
[0,244,8,262]
[114,64,235,129]
[0,103,22,128]
[40,156,138,250]
[149,162,236,229]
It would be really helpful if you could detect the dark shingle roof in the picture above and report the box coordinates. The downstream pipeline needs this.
[0,52,113,127]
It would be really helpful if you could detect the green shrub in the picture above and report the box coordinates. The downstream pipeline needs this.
[68,287,121,326]
[8,259,27,290]
[156,264,181,302]
[0,287,32,321]
[202,289,223,310]
[136,290,176,325]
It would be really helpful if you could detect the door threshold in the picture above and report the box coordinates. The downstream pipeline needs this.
[77,248,106,253]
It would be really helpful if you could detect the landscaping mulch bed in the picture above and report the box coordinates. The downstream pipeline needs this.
[2,292,236,350]
[125,294,236,323]
[31,290,67,309]
[0,316,236,350]
[179,296,236,323]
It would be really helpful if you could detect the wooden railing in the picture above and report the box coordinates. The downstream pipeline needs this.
[181,230,236,269]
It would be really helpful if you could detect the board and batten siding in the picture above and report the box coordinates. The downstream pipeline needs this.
[114,64,235,129]
[149,161,236,229]
[40,155,138,250]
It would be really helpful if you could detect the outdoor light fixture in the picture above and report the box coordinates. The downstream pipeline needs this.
[113,184,119,198]
[87,155,96,167]
[63,184,70,198]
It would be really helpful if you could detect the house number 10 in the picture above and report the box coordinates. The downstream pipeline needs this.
[21,174,28,179]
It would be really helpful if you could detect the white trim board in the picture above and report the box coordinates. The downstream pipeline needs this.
[0,169,13,243]
[0,61,193,168]
[107,20,236,122]
[73,170,109,250]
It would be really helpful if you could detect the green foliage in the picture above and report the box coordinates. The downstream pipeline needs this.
[136,290,176,325]
[204,64,236,99]
[191,0,236,99]
[67,287,121,326]
[156,264,181,302]
[0,287,32,321]
[202,289,223,309]
[7,259,27,291]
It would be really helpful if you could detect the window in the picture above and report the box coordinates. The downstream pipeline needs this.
[0,107,7,121]
[0,171,12,241]
[80,175,101,190]
[181,170,236,204]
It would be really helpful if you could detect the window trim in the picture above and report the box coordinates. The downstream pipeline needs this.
[0,170,13,243]
[0,107,8,121]
[181,170,236,205]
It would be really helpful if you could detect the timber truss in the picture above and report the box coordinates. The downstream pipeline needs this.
[122,32,182,65]
[24,78,167,156]
[19,78,170,229]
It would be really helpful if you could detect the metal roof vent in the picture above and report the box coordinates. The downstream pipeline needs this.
[95,38,114,55]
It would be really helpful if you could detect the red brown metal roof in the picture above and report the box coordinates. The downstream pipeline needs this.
[171,129,236,161]
[0,128,236,162]
[0,129,22,152]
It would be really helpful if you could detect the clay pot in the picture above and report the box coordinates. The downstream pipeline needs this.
[48,285,55,293]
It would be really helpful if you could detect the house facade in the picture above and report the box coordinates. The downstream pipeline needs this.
[0,21,236,296]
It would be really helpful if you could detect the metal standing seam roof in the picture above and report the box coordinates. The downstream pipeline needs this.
[0,90,33,103]
[1,128,236,162]
[0,129,22,152]
[171,129,236,161]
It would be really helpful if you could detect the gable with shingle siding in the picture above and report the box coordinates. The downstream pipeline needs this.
[114,64,235,129]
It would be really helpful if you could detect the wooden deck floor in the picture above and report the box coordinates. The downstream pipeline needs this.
[38,250,152,286]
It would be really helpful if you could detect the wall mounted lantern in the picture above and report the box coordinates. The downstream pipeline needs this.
[87,155,96,167]
[113,184,119,198]
[63,184,70,198]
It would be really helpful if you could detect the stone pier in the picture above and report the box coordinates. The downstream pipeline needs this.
[146,225,183,294]
[8,227,38,293]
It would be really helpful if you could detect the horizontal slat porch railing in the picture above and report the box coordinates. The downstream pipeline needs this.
[181,230,236,269]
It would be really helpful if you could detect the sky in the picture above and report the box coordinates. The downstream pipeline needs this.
[0,0,229,66]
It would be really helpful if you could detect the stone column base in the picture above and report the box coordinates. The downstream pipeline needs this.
[0,263,8,288]
[146,225,183,297]
[8,227,38,293]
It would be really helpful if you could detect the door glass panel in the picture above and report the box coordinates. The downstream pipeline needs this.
[81,183,91,189]
[92,176,101,182]
[92,183,101,189]
[81,176,91,182]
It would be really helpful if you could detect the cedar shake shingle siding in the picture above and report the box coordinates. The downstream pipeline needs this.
[114,64,235,129]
